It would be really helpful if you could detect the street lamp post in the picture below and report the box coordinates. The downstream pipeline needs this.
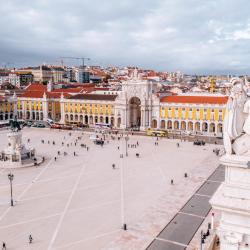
[125,135,129,157]
[8,173,14,206]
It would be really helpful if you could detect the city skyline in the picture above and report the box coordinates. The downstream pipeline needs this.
[1,0,250,74]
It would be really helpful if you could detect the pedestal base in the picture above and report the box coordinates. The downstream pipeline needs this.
[210,154,250,250]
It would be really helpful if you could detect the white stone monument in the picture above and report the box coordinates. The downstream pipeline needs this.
[210,77,250,249]
[0,119,37,168]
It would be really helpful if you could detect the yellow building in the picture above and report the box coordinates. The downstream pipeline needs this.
[0,96,16,123]
[158,95,228,136]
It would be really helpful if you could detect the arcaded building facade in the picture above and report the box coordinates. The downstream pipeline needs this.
[9,76,228,136]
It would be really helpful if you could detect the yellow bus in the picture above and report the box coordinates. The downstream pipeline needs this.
[146,129,168,137]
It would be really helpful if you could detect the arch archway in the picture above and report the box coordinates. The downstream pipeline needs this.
[117,117,121,128]
[202,122,208,132]
[26,111,30,120]
[129,97,141,128]
[194,122,200,132]
[84,115,88,124]
[89,116,93,125]
[174,121,179,130]
[188,122,193,131]
[181,121,186,130]
[160,120,165,129]
[105,116,109,124]
[167,120,172,129]
[110,117,114,126]
[209,123,215,133]
[217,123,223,133]
[151,119,157,128]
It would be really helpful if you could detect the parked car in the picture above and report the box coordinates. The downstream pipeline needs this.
[37,123,46,128]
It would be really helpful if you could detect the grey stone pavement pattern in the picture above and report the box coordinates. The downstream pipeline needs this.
[146,166,225,250]
[0,128,222,250]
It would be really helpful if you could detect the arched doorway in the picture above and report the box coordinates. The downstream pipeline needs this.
[110,117,114,127]
[117,117,121,128]
[217,123,222,133]
[210,123,215,133]
[160,120,165,129]
[195,122,200,132]
[188,122,193,131]
[167,120,172,129]
[84,115,88,124]
[105,117,109,124]
[181,121,186,130]
[202,122,208,132]
[129,97,141,128]
[174,121,179,130]
[151,119,157,128]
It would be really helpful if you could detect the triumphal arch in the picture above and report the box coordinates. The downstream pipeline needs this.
[115,70,160,130]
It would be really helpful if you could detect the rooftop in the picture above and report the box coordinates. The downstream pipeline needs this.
[160,95,228,104]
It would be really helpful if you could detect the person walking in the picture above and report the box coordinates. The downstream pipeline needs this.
[29,235,33,244]
[2,242,6,250]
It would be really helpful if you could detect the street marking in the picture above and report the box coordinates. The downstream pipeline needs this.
[178,211,206,219]
[47,138,90,250]
[0,212,61,230]
[54,229,120,249]
[194,193,212,198]
[155,237,188,247]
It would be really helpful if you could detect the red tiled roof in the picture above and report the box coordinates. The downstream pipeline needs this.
[160,95,228,104]
[20,90,72,99]
[20,91,44,98]
[25,83,46,92]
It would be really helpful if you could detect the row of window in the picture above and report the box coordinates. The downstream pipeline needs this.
[162,107,224,113]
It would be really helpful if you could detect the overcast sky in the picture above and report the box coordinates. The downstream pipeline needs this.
[1,0,250,74]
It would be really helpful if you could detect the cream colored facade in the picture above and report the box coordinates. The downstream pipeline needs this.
[6,78,228,137]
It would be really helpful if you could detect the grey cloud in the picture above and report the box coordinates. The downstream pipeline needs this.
[0,0,250,74]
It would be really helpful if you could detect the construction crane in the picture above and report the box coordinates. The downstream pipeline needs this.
[60,57,90,68]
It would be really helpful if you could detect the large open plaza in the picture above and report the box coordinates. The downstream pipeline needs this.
[0,128,222,250]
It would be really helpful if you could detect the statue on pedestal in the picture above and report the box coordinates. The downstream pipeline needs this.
[9,116,21,132]
[223,77,250,156]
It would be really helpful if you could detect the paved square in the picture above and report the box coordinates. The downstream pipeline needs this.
[0,128,220,250]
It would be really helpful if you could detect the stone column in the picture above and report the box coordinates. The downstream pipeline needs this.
[60,99,65,124]
[42,93,48,121]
